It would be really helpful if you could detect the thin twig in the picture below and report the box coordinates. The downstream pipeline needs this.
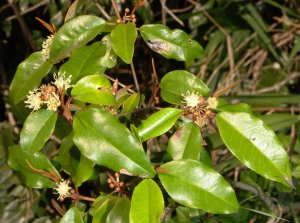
[102,73,136,93]
[130,62,140,92]
[206,32,257,86]
[6,0,49,21]
[95,3,111,20]
[288,107,297,156]
[7,0,36,51]
[160,0,167,25]
[231,181,278,214]
[110,0,122,21]
[148,58,160,106]
[251,72,300,94]
[163,3,184,26]
[26,160,60,183]
[171,5,194,13]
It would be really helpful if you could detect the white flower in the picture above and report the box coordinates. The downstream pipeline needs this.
[54,180,71,200]
[41,34,54,60]
[45,94,60,111]
[182,91,201,108]
[207,97,218,109]
[52,72,73,91]
[25,89,43,111]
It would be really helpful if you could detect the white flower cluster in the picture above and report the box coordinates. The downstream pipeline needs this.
[24,73,72,112]
[206,97,218,109]
[181,91,201,108]
[41,34,54,60]
[52,72,73,90]
[54,180,71,200]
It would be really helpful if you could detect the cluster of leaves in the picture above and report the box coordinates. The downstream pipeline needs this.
[1,0,300,222]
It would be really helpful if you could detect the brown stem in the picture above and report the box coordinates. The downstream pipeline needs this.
[26,160,60,183]
[130,0,143,20]
[70,193,96,202]
[151,58,160,105]
[110,0,122,22]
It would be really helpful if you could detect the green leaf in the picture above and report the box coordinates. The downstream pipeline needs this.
[121,93,143,114]
[71,74,115,105]
[91,195,116,223]
[20,109,57,153]
[7,145,59,188]
[160,70,210,104]
[49,15,105,63]
[70,148,95,187]
[73,108,155,178]
[140,24,204,61]
[216,111,292,186]
[130,179,164,223]
[158,160,239,214]
[137,108,182,142]
[111,23,137,64]
[106,197,130,223]
[59,42,106,83]
[167,122,202,160]
[9,52,52,104]
[54,133,94,187]
[217,103,253,113]
[100,35,118,68]
[60,207,84,223]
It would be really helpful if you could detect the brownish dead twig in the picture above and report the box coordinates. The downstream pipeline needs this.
[26,160,60,184]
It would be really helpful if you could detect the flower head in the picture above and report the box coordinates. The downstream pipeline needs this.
[45,94,60,111]
[54,180,71,200]
[41,34,54,60]
[25,88,43,111]
[207,97,218,109]
[182,91,201,108]
[52,72,73,91]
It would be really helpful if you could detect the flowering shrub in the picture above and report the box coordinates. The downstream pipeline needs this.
[7,1,293,222]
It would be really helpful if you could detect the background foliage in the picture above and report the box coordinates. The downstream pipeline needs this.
[1,0,300,222]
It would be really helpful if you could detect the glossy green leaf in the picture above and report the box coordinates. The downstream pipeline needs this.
[137,108,182,142]
[9,52,52,104]
[49,15,105,63]
[217,103,253,113]
[140,24,204,61]
[111,23,137,64]
[160,70,210,104]
[60,207,84,223]
[106,197,130,223]
[70,148,95,187]
[167,122,202,160]
[158,160,238,214]
[20,109,57,153]
[7,145,59,188]
[71,75,115,105]
[121,93,143,114]
[59,42,106,83]
[130,179,164,223]
[91,195,116,223]
[100,35,118,68]
[54,133,94,187]
[216,111,292,186]
[73,108,155,177]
